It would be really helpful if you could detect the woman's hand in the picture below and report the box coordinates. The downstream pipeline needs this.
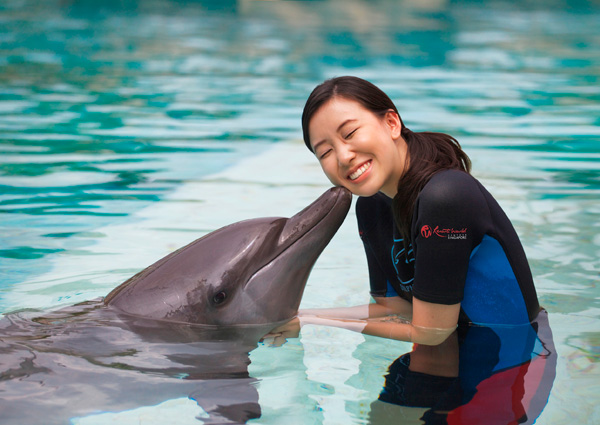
[263,317,301,347]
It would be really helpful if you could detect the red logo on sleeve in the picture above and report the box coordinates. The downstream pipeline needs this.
[420,225,467,240]
[421,225,432,238]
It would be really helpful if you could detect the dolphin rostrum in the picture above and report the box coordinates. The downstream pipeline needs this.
[0,186,352,425]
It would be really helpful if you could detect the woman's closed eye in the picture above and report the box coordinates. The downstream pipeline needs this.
[319,149,332,159]
[344,128,358,139]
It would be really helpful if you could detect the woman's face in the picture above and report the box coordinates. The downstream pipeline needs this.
[308,97,407,198]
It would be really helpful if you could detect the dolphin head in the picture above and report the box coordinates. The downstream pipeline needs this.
[105,187,352,326]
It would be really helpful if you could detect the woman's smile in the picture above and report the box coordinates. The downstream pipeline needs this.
[348,160,372,181]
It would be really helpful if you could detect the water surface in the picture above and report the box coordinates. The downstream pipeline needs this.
[1,0,599,423]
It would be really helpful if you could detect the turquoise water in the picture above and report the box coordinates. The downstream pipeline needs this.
[1,0,599,423]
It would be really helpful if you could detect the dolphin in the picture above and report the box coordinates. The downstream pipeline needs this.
[0,186,352,425]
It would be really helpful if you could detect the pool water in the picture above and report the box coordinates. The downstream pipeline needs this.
[1,0,599,423]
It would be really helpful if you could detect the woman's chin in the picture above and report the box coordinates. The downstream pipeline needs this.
[346,183,381,198]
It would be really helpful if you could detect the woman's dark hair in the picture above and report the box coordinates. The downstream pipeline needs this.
[302,76,471,250]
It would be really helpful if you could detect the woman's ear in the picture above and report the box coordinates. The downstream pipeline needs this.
[384,110,402,139]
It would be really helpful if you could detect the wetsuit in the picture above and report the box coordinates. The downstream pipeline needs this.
[357,169,540,326]
[377,310,556,424]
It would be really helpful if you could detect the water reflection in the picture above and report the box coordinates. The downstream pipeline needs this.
[0,300,268,424]
[369,310,556,424]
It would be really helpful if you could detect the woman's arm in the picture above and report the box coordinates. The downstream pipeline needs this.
[268,297,459,346]
[299,295,413,320]
[364,298,459,345]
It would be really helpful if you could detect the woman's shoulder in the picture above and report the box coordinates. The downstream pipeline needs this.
[424,168,479,189]
[418,169,484,207]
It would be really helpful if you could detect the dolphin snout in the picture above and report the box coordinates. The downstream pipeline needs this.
[278,187,352,246]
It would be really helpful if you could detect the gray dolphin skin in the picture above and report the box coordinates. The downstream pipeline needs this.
[0,186,352,425]
[105,185,352,325]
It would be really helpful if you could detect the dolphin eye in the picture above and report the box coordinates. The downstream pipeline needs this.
[212,291,227,305]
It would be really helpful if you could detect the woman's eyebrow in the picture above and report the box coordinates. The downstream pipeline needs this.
[312,139,327,152]
[337,119,357,133]
[312,119,357,152]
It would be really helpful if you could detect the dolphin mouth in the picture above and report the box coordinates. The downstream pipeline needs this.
[278,186,352,246]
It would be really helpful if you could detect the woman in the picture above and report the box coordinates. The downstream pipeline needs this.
[269,76,540,346]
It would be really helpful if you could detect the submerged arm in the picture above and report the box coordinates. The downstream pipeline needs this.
[364,297,459,345]
[299,295,413,320]
[269,297,459,346]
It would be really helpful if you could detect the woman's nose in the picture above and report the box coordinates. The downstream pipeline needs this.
[337,144,355,166]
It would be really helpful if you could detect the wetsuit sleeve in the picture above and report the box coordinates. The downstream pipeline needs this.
[356,196,392,298]
[411,171,488,305]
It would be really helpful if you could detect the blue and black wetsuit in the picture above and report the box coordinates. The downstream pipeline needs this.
[357,169,540,326]
[377,310,556,423]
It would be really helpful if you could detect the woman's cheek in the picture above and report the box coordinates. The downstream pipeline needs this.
[325,170,341,186]
[320,161,342,186]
